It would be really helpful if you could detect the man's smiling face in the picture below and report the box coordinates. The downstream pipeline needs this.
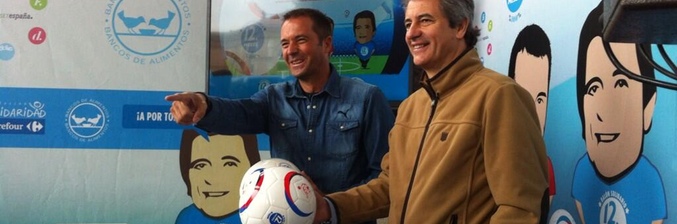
[583,37,646,178]
[355,18,375,44]
[189,135,251,217]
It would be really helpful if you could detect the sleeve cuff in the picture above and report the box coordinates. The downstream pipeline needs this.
[322,197,338,224]
[195,92,212,116]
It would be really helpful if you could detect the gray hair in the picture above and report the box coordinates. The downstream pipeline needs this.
[405,0,479,47]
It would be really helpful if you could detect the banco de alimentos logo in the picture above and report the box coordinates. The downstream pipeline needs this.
[64,99,110,142]
[104,0,191,64]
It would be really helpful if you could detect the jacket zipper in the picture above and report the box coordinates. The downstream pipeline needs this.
[399,93,438,223]
[449,214,458,224]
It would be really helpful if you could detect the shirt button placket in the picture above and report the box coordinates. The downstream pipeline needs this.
[309,104,316,134]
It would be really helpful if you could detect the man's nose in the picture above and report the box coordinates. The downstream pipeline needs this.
[286,42,299,54]
[405,24,421,40]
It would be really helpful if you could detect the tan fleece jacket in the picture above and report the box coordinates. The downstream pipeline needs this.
[327,50,549,224]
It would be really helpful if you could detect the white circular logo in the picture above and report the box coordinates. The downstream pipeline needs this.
[549,209,576,224]
[599,197,627,224]
[65,99,109,142]
[104,0,191,64]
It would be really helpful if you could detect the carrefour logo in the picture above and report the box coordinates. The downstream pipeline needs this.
[104,0,191,65]
[506,0,523,13]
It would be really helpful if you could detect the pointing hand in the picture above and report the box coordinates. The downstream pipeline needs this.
[164,92,208,125]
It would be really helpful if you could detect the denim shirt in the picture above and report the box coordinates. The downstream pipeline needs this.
[196,66,394,194]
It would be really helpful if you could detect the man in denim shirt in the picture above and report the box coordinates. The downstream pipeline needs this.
[166,8,394,200]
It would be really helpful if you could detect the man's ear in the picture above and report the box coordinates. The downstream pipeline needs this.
[324,36,333,56]
[455,19,469,39]
[644,93,657,132]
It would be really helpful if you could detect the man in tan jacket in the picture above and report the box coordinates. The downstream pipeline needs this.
[311,0,550,223]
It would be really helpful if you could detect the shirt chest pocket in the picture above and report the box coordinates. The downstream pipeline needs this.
[326,120,360,158]
[271,118,299,155]
[278,119,298,130]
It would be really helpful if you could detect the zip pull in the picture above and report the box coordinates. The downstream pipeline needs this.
[431,93,439,107]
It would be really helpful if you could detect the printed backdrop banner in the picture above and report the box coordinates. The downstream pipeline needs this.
[0,0,207,223]
[3,0,677,223]
[475,0,677,223]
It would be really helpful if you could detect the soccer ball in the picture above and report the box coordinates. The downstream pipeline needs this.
[250,158,301,172]
[240,158,300,196]
[239,166,316,224]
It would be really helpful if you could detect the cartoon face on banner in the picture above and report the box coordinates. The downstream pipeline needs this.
[354,10,376,45]
[353,10,377,69]
[508,24,552,134]
[582,38,652,177]
[176,130,260,223]
[507,24,557,205]
[571,3,666,224]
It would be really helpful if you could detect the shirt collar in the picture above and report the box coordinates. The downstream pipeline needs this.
[288,64,341,98]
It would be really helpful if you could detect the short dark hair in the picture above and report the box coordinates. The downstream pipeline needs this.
[508,24,552,82]
[283,8,334,41]
[353,10,376,35]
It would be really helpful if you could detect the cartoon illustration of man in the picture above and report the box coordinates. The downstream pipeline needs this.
[353,10,376,69]
[176,130,260,223]
[572,3,666,223]
[507,24,556,203]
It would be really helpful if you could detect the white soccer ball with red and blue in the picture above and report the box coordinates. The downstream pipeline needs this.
[250,158,301,172]
[239,166,316,224]
[240,158,300,196]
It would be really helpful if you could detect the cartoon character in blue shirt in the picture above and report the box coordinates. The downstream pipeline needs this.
[176,130,260,224]
[353,10,376,69]
[572,3,666,224]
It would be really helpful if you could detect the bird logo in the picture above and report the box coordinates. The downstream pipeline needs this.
[65,100,109,140]
[117,10,146,34]
[70,114,102,127]
[116,10,177,36]
[149,11,176,35]
[104,1,190,62]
